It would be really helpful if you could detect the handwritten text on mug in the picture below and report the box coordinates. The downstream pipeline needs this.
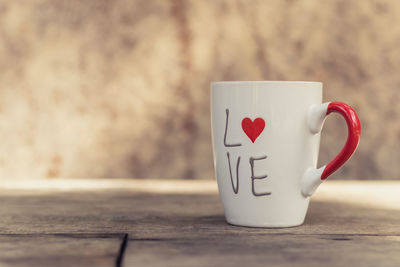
[224,109,271,196]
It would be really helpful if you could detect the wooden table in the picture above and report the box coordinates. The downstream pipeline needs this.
[0,179,399,267]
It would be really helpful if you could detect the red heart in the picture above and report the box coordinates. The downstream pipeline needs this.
[241,117,265,143]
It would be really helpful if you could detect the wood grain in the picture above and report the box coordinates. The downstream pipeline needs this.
[0,234,122,267]
[0,181,399,236]
[124,235,400,267]
[0,180,399,266]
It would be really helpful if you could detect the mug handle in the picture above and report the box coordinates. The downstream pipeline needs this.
[301,102,361,197]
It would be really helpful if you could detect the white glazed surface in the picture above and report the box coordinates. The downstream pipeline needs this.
[211,81,323,227]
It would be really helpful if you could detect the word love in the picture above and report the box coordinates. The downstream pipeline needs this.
[224,109,271,197]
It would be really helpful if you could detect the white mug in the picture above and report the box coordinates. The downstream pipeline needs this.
[211,81,361,227]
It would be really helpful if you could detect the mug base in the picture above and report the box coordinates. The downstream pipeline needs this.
[226,217,305,228]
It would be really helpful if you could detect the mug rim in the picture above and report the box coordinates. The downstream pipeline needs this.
[212,80,322,86]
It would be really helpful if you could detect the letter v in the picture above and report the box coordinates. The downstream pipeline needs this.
[227,152,240,194]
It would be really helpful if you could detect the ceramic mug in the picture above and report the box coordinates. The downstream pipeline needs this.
[211,81,361,227]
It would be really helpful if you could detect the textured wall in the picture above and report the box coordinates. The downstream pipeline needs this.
[0,0,399,180]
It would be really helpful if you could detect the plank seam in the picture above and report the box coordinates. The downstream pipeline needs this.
[115,234,128,267]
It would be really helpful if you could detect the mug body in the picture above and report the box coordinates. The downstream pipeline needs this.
[211,81,322,227]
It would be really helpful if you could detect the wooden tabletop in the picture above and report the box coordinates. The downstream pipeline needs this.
[0,179,399,267]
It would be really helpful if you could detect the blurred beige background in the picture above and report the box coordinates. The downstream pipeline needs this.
[0,0,399,180]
